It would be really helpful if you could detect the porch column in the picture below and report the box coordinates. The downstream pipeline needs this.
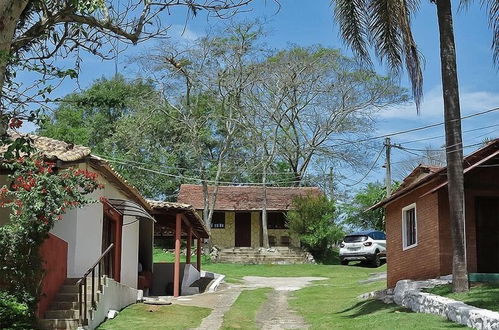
[173,213,182,297]
[186,227,192,264]
[196,237,202,271]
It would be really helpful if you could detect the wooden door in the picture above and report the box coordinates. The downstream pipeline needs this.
[102,203,122,282]
[235,212,252,247]
[475,197,499,273]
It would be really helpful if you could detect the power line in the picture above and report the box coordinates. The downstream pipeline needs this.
[101,156,306,186]
[326,106,499,149]
[400,122,499,145]
[339,146,385,187]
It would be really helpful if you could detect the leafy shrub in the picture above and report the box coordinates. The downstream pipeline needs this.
[0,156,101,324]
[287,194,344,262]
[0,291,32,330]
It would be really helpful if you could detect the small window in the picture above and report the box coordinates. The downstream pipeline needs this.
[402,204,417,249]
[267,212,288,229]
[211,212,225,229]
[379,232,386,240]
[344,235,368,243]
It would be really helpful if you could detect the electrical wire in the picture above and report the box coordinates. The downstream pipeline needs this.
[339,146,385,187]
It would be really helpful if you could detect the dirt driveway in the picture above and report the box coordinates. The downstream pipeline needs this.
[175,276,326,330]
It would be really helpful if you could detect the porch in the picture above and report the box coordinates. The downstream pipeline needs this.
[149,201,210,297]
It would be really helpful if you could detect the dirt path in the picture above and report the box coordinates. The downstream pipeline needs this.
[176,276,326,330]
[256,289,309,329]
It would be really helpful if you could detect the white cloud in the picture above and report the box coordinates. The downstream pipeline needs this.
[379,86,499,120]
[169,24,200,42]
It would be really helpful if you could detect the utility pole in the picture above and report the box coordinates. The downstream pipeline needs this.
[384,137,392,197]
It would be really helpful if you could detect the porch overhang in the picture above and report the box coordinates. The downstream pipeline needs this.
[107,198,156,223]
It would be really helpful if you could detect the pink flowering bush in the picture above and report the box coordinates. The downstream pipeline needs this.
[0,157,102,326]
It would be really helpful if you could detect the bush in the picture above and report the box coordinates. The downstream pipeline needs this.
[287,194,344,262]
[0,291,33,330]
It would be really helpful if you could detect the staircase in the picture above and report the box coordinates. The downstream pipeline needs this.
[217,247,311,264]
[38,277,99,330]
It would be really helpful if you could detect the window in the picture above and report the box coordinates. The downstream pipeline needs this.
[211,212,225,229]
[402,204,417,249]
[267,212,288,229]
[344,235,368,243]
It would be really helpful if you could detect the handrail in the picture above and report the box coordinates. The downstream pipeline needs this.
[77,243,114,326]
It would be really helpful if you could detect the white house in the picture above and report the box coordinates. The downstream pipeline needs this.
[1,134,155,330]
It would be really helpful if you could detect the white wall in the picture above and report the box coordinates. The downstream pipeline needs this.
[88,277,138,330]
[50,163,141,288]
[120,215,139,288]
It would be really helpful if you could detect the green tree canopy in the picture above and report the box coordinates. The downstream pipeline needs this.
[343,182,387,231]
[287,194,344,262]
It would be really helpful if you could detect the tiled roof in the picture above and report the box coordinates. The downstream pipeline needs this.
[177,184,322,211]
[148,200,209,238]
[371,139,499,210]
[2,132,91,162]
[396,164,442,191]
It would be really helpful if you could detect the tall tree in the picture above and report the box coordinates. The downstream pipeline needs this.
[39,75,182,199]
[343,182,393,231]
[330,0,498,292]
[0,0,255,137]
[143,21,261,231]
[249,46,407,185]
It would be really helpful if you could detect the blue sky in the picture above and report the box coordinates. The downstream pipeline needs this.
[21,0,499,187]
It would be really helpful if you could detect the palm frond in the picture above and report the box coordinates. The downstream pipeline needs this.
[368,0,423,110]
[398,0,424,111]
[460,0,498,67]
[369,0,404,71]
[331,0,372,64]
[483,0,499,66]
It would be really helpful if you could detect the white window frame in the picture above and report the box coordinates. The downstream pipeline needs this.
[402,203,418,250]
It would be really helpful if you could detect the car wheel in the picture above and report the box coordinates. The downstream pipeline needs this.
[341,259,349,266]
[372,253,381,268]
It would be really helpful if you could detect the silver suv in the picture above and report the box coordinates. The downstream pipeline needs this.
[339,230,386,267]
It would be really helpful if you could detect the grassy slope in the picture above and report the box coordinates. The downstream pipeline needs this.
[427,284,499,312]
[96,304,211,330]
[205,263,466,330]
[220,288,272,330]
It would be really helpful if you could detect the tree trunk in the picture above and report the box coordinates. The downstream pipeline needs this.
[0,1,30,134]
[436,0,469,292]
[261,166,270,248]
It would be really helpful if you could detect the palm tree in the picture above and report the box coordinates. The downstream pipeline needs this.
[330,0,498,292]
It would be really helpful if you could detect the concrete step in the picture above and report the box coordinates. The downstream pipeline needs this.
[49,301,79,310]
[218,256,306,264]
[45,309,79,319]
[54,292,99,302]
[38,318,78,330]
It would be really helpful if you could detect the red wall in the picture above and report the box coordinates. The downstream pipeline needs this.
[37,233,68,318]
[385,180,444,288]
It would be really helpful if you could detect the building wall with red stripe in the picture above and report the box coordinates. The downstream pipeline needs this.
[37,233,68,318]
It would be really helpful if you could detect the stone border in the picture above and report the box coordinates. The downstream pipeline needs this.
[385,279,499,329]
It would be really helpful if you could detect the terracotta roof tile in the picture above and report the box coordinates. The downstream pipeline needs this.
[177,184,322,211]
[2,132,91,162]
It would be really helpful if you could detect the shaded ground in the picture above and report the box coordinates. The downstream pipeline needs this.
[96,304,210,330]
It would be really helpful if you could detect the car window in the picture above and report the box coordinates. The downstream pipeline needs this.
[344,235,368,243]
[379,232,386,240]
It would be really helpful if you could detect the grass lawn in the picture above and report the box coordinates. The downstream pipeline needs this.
[220,288,272,330]
[96,304,211,330]
[205,262,466,329]
[426,283,499,313]
[153,247,212,264]
[98,258,466,329]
